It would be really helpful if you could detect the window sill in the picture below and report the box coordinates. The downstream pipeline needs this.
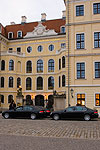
[75,78,87,80]
[75,49,86,51]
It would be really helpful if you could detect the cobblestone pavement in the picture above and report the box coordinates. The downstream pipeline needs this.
[0,114,100,140]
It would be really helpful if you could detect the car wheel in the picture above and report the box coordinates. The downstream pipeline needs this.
[4,113,9,119]
[53,114,60,120]
[31,113,36,120]
[84,114,90,121]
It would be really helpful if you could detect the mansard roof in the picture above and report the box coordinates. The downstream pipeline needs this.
[2,19,65,39]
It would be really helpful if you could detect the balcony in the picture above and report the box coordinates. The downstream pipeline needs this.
[1,50,25,56]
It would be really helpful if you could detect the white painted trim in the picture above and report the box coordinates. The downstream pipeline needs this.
[36,76,44,91]
[9,59,15,71]
[66,84,100,87]
[8,32,13,39]
[93,31,100,49]
[47,59,55,73]
[26,60,33,74]
[94,61,100,79]
[60,26,66,33]
[8,76,14,88]
[75,92,87,106]
[25,77,32,91]
[75,61,86,80]
[36,59,44,73]
[17,31,22,38]
[75,32,85,50]
[94,92,100,107]
[75,4,85,17]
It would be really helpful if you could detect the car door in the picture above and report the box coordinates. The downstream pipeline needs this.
[13,106,23,118]
[74,106,86,119]
[61,107,75,119]
[22,106,33,118]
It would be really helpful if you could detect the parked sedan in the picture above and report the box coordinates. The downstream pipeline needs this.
[50,106,98,121]
[2,105,46,120]
[34,106,51,117]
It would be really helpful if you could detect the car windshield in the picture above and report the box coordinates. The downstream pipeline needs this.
[16,107,23,111]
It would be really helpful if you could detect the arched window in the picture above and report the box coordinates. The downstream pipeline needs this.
[48,76,54,90]
[9,77,13,88]
[0,77,4,88]
[17,31,22,38]
[8,95,13,103]
[1,95,4,103]
[37,45,43,52]
[48,59,54,72]
[62,56,65,68]
[26,77,32,90]
[61,26,65,33]
[26,61,32,73]
[17,61,21,72]
[62,75,65,87]
[9,60,14,71]
[17,77,21,88]
[59,59,61,70]
[37,77,43,90]
[59,76,61,88]
[37,59,43,73]
[1,60,5,70]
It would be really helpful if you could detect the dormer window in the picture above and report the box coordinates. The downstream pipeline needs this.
[17,31,22,38]
[61,26,65,33]
[8,32,13,39]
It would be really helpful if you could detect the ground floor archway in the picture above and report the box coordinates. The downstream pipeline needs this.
[35,95,44,107]
[47,95,54,109]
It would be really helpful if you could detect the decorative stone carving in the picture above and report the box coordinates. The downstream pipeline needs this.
[24,22,57,38]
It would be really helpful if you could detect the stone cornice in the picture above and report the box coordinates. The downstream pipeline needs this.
[9,34,66,43]
[0,34,8,44]
[66,20,100,26]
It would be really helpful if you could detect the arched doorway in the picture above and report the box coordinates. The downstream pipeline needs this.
[48,95,54,109]
[35,95,44,107]
[26,95,33,105]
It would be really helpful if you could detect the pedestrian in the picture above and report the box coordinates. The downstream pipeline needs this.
[9,100,16,110]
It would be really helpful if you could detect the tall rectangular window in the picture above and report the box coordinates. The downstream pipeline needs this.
[76,33,84,49]
[76,5,84,16]
[95,94,100,106]
[93,3,100,14]
[59,59,61,70]
[59,76,61,88]
[77,62,85,79]
[95,62,100,78]
[77,94,85,106]
[94,32,100,48]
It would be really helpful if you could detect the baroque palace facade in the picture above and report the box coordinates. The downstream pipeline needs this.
[1,0,100,113]
[0,11,66,109]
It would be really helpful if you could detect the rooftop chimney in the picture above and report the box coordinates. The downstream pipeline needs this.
[41,13,46,22]
[21,16,27,24]
[62,10,66,19]
[10,22,15,25]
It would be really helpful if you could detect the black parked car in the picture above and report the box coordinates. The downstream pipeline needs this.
[34,106,51,117]
[2,105,46,120]
[50,106,98,121]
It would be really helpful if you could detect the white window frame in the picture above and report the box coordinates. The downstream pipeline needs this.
[8,32,13,39]
[94,93,100,107]
[17,31,22,38]
[75,61,86,80]
[75,92,87,106]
